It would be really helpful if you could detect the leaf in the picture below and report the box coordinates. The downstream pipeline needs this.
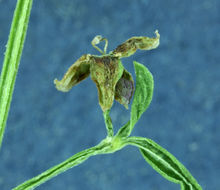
[0,0,33,149]
[131,61,154,127]
[126,137,202,190]
[116,61,154,137]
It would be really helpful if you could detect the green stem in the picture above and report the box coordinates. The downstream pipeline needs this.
[0,0,33,149]
[13,135,128,190]
[13,141,112,190]
[103,110,114,137]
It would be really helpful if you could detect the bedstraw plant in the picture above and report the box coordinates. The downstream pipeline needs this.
[0,1,202,189]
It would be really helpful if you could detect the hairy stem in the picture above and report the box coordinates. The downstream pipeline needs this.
[13,135,128,190]
[13,141,112,190]
[0,0,33,149]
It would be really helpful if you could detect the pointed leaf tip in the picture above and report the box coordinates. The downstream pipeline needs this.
[130,61,154,128]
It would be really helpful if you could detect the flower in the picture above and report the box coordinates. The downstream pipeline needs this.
[54,31,160,112]
[54,54,134,112]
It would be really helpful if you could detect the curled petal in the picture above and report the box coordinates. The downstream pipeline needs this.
[112,30,160,58]
[115,69,134,109]
[90,56,124,111]
[135,30,160,50]
[54,54,91,92]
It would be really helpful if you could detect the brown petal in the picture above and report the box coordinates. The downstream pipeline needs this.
[115,69,134,109]
[90,56,124,112]
[54,54,91,92]
[112,30,160,58]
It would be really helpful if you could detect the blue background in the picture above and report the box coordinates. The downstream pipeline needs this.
[0,0,219,189]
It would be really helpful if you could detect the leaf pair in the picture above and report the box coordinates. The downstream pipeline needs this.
[117,62,202,190]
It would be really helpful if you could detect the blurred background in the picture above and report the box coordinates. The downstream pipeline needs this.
[0,0,219,189]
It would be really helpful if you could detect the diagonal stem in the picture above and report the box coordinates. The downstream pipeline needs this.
[13,141,112,190]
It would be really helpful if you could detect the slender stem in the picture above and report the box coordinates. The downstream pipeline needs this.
[103,110,114,137]
[0,0,33,149]
[13,142,111,190]
[93,45,104,55]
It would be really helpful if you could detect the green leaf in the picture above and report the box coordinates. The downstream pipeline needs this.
[126,137,202,190]
[117,61,154,137]
[13,142,112,190]
[131,61,154,127]
[0,0,33,149]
